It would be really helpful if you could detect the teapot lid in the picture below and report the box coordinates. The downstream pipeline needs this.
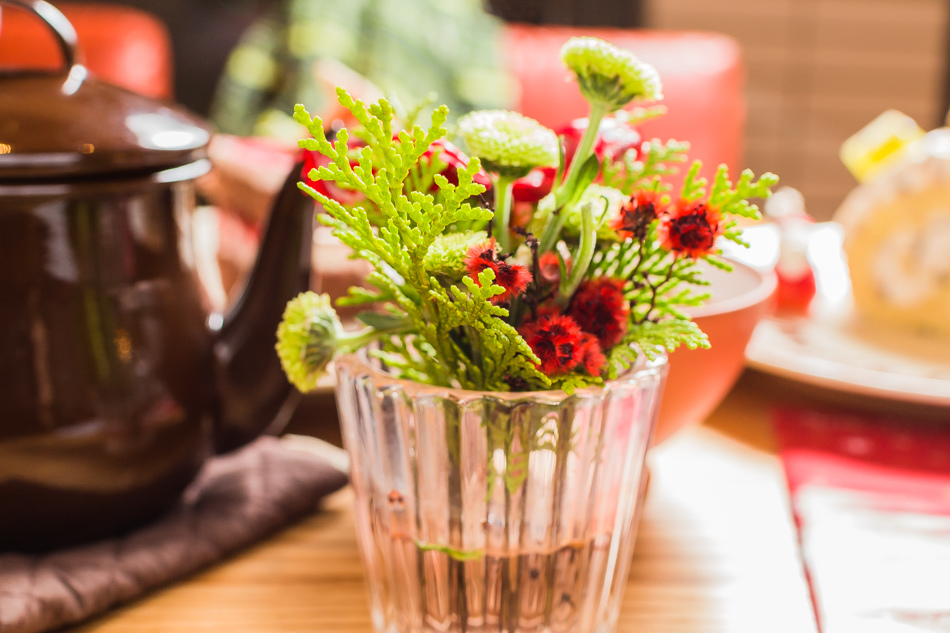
[0,1,211,182]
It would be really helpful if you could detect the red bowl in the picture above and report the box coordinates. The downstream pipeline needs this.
[655,259,777,445]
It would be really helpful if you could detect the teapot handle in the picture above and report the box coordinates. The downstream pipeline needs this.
[0,0,84,72]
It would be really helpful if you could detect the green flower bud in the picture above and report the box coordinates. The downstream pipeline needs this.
[423,230,488,279]
[457,110,559,178]
[276,292,342,393]
[561,37,663,110]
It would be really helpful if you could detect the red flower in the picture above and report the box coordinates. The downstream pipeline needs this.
[538,252,564,286]
[424,139,492,189]
[465,240,532,303]
[557,118,606,166]
[657,199,723,258]
[558,116,642,165]
[512,167,556,203]
[300,145,366,206]
[578,333,606,376]
[510,117,641,205]
[611,190,665,239]
[520,314,585,375]
[568,277,629,349]
[597,117,643,162]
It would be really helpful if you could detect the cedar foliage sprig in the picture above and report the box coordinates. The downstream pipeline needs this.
[592,159,778,379]
[293,89,548,390]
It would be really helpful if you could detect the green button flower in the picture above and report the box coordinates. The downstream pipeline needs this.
[276,292,342,392]
[561,37,663,110]
[457,110,559,179]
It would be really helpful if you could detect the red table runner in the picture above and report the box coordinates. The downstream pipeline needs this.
[773,407,950,632]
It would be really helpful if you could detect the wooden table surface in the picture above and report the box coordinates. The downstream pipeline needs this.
[70,371,821,633]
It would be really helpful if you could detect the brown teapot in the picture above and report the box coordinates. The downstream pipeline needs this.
[0,1,313,550]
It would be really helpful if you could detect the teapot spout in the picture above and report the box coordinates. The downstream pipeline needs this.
[212,160,312,452]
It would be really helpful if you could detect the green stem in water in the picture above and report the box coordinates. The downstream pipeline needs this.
[493,175,515,252]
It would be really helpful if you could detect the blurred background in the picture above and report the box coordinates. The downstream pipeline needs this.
[6,0,945,221]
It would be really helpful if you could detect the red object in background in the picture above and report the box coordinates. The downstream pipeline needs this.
[773,214,817,315]
[0,2,173,99]
[504,25,744,191]
[775,266,817,314]
[656,260,776,445]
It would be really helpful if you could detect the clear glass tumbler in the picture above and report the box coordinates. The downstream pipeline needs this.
[334,350,667,633]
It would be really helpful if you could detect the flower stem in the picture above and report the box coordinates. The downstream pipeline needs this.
[555,101,608,207]
[538,101,608,254]
[493,175,515,252]
[538,200,571,254]
[335,320,413,354]
[557,202,597,307]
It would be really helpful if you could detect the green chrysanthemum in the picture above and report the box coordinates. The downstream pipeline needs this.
[276,292,342,392]
[423,230,488,278]
[457,110,559,178]
[561,37,663,110]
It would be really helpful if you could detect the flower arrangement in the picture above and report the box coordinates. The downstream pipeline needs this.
[277,36,777,395]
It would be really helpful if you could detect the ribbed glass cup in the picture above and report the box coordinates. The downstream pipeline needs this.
[334,350,667,633]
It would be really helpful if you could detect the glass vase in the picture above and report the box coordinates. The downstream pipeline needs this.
[334,350,667,633]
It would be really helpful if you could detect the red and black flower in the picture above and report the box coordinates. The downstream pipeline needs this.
[611,190,665,240]
[465,240,532,303]
[578,333,606,377]
[568,277,629,349]
[519,314,585,375]
[657,199,723,258]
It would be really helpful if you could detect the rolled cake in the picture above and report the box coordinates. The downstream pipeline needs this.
[835,129,950,337]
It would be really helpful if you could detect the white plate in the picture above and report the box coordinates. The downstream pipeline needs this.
[744,223,950,406]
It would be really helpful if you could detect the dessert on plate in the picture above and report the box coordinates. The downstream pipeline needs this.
[835,111,950,339]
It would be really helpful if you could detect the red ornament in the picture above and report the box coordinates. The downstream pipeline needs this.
[465,240,532,303]
[568,277,629,349]
[520,314,585,375]
[657,199,723,259]
[775,265,816,314]
[611,190,665,239]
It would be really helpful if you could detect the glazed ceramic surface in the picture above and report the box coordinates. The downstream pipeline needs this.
[0,1,313,550]
[656,258,777,444]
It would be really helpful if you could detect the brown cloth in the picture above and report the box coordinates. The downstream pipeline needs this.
[0,437,349,633]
